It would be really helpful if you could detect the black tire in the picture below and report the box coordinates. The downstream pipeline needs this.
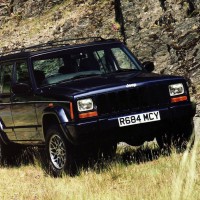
[172,120,195,152]
[157,120,194,153]
[45,125,76,177]
[0,138,7,166]
[156,133,172,154]
[96,142,117,160]
[0,138,23,166]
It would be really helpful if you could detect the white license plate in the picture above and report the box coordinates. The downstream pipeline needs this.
[118,111,160,127]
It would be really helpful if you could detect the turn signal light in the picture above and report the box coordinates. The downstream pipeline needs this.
[171,95,188,103]
[79,111,98,119]
[70,102,74,120]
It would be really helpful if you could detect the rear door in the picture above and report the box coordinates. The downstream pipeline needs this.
[0,62,16,140]
[11,60,40,141]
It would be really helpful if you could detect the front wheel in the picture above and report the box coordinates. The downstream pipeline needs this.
[45,125,76,177]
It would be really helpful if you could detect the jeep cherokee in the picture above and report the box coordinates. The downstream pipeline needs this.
[0,37,196,176]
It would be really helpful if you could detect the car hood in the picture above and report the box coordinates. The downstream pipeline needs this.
[43,71,184,97]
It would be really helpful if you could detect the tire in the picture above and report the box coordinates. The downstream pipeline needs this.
[96,142,117,160]
[0,138,23,166]
[45,125,76,177]
[157,120,194,153]
[156,133,172,153]
[0,138,7,166]
[172,120,195,152]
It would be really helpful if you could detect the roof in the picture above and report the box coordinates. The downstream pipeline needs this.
[0,37,121,62]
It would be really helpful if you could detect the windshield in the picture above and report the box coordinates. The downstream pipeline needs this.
[32,45,142,86]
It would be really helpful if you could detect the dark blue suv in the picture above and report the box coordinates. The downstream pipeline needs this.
[0,38,195,176]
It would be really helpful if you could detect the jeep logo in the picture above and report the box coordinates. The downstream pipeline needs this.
[126,83,137,88]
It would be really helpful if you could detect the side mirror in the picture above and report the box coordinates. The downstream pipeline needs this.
[143,61,155,72]
[12,83,32,95]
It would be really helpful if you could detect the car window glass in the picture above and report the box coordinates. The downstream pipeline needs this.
[32,46,139,86]
[33,52,103,86]
[16,61,30,84]
[33,58,64,86]
[34,58,63,78]
[93,50,115,73]
[111,47,137,69]
[0,63,13,94]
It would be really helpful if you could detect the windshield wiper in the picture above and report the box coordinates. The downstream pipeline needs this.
[113,69,140,73]
[70,74,98,80]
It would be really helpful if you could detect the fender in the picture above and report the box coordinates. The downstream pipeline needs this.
[42,106,74,143]
[43,106,70,123]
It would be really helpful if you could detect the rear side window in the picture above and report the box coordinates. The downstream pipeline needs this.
[15,61,30,85]
[0,63,13,94]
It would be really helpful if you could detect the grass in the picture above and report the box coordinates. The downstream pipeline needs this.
[0,119,199,200]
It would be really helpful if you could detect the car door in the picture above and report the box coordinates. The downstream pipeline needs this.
[11,60,40,141]
[0,62,16,140]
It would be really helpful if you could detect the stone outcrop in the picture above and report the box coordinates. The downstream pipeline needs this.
[120,0,200,116]
[0,0,199,115]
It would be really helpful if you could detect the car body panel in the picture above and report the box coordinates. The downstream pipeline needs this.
[0,38,195,146]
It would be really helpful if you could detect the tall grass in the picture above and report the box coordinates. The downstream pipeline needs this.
[0,119,199,199]
[171,118,200,200]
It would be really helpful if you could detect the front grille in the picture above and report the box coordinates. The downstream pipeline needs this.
[96,84,170,115]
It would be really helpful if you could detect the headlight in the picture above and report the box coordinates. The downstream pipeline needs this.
[77,98,94,112]
[168,83,184,96]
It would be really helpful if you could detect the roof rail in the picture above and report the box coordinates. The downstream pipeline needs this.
[0,48,23,57]
[21,37,105,52]
[0,37,105,57]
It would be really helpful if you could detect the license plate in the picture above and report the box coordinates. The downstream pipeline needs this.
[118,111,160,127]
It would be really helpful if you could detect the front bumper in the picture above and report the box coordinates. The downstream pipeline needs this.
[65,102,196,145]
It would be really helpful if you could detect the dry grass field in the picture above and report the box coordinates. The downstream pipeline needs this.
[0,119,199,200]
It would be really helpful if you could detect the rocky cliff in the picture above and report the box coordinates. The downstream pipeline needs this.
[0,0,199,114]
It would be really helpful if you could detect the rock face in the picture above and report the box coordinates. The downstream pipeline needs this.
[0,0,199,114]
[120,0,200,116]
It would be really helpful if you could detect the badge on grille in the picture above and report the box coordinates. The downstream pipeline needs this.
[126,83,137,88]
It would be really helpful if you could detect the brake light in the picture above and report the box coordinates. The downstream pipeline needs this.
[171,95,188,103]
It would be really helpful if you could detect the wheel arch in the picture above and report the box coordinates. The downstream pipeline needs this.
[42,107,73,143]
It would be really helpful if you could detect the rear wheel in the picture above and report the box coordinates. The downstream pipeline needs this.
[94,142,117,160]
[45,125,76,177]
[0,138,7,165]
[172,120,195,152]
[157,120,194,152]
[0,137,23,166]
[100,142,117,159]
